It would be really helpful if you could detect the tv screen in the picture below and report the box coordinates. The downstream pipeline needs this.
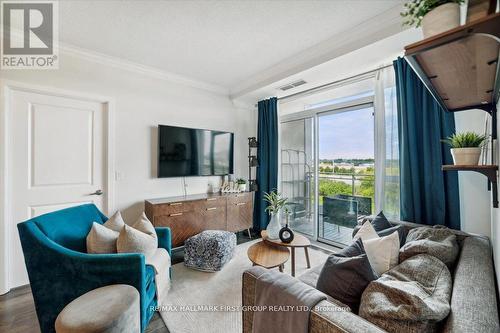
[158,125,234,178]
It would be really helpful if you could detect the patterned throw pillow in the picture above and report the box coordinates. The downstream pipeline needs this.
[117,213,158,258]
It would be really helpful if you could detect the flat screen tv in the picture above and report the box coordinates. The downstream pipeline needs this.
[158,125,234,178]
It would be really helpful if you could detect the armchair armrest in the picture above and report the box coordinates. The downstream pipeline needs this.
[155,227,172,255]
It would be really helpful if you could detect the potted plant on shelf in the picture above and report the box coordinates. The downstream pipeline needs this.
[236,178,247,192]
[442,131,487,165]
[401,0,464,38]
[263,191,288,240]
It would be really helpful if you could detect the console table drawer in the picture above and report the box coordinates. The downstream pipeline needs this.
[154,200,204,215]
[202,206,226,230]
[154,211,203,247]
[204,196,226,209]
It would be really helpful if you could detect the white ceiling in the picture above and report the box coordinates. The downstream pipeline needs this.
[59,0,405,94]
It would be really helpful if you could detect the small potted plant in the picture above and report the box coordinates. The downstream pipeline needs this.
[236,178,247,192]
[442,131,487,165]
[263,191,288,240]
[401,0,464,38]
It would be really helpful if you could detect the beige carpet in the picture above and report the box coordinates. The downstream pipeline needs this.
[160,239,330,333]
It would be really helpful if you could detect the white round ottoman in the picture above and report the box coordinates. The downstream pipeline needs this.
[55,284,140,333]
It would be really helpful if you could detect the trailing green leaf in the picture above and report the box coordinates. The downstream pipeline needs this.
[401,0,464,27]
[442,131,487,148]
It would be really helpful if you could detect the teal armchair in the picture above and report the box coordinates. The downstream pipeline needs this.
[17,204,172,333]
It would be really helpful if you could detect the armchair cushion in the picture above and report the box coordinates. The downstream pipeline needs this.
[117,213,158,258]
[86,222,119,254]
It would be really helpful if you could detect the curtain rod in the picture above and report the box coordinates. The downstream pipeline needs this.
[253,63,394,107]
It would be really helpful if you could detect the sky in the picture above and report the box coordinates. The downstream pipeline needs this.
[319,107,374,160]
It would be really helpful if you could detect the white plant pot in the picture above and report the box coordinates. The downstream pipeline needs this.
[421,3,460,38]
[238,184,247,192]
[451,147,481,165]
[266,214,281,240]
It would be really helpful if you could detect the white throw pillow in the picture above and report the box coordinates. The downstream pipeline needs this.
[86,222,120,254]
[117,213,158,258]
[363,231,400,276]
[103,211,125,232]
[353,221,379,241]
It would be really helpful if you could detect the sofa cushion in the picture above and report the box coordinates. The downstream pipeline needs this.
[371,211,392,231]
[299,238,364,288]
[399,226,459,268]
[359,254,452,333]
[86,222,119,254]
[103,211,125,232]
[117,213,158,258]
[354,221,379,241]
[365,232,400,276]
[316,254,377,313]
[353,212,406,246]
[336,238,365,257]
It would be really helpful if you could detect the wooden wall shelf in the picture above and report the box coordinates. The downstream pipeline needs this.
[442,165,498,207]
[404,13,500,208]
[405,13,500,112]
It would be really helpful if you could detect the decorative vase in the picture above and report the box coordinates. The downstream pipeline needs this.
[451,147,481,165]
[421,3,460,38]
[266,214,281,240]
[279,224,294,243]
[238,183,247,192]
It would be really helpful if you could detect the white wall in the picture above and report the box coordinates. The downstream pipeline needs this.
[455,110,491,236]
[0,49,256,290]
[1,51,256,222]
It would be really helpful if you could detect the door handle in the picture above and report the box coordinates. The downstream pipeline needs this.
[206,207,217,211]
[236,202,246,206]
[89,189,103,196]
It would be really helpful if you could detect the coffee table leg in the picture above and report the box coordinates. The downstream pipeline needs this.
[279,264,283,273]
[304,247,311,269]
[291,248,296,277]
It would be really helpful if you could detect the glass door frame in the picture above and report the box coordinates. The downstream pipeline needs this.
[279,95,376,248]
[314,101,375,248]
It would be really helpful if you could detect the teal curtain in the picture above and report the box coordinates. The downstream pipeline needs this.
[253,97,278,231]
[394,57,460,229]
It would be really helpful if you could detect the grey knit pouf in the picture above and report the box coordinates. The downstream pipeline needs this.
[184,230,237,272]
[55,284,140,333]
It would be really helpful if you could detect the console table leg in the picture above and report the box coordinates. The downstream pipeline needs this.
[304,247,311,269]
[291,248,296,277]
[247,228,252,239]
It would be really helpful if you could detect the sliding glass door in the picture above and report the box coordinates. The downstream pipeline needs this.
[317,104,375,246]
[280,118,315,237]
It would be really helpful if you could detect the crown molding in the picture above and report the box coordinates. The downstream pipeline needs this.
[229,4,407,99]
[59,43,229,96]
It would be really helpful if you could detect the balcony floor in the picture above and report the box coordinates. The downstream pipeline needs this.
[290,215,354,245]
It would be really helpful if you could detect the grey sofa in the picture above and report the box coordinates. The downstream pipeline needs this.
[242,219,500,333]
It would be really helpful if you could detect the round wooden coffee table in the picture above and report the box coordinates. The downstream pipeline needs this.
[261,230,311,277]
[247,241,290,272]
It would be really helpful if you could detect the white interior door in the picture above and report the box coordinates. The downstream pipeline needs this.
[8,88,108,288]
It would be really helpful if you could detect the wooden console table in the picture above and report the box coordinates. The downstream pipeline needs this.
[145,192,253,247]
